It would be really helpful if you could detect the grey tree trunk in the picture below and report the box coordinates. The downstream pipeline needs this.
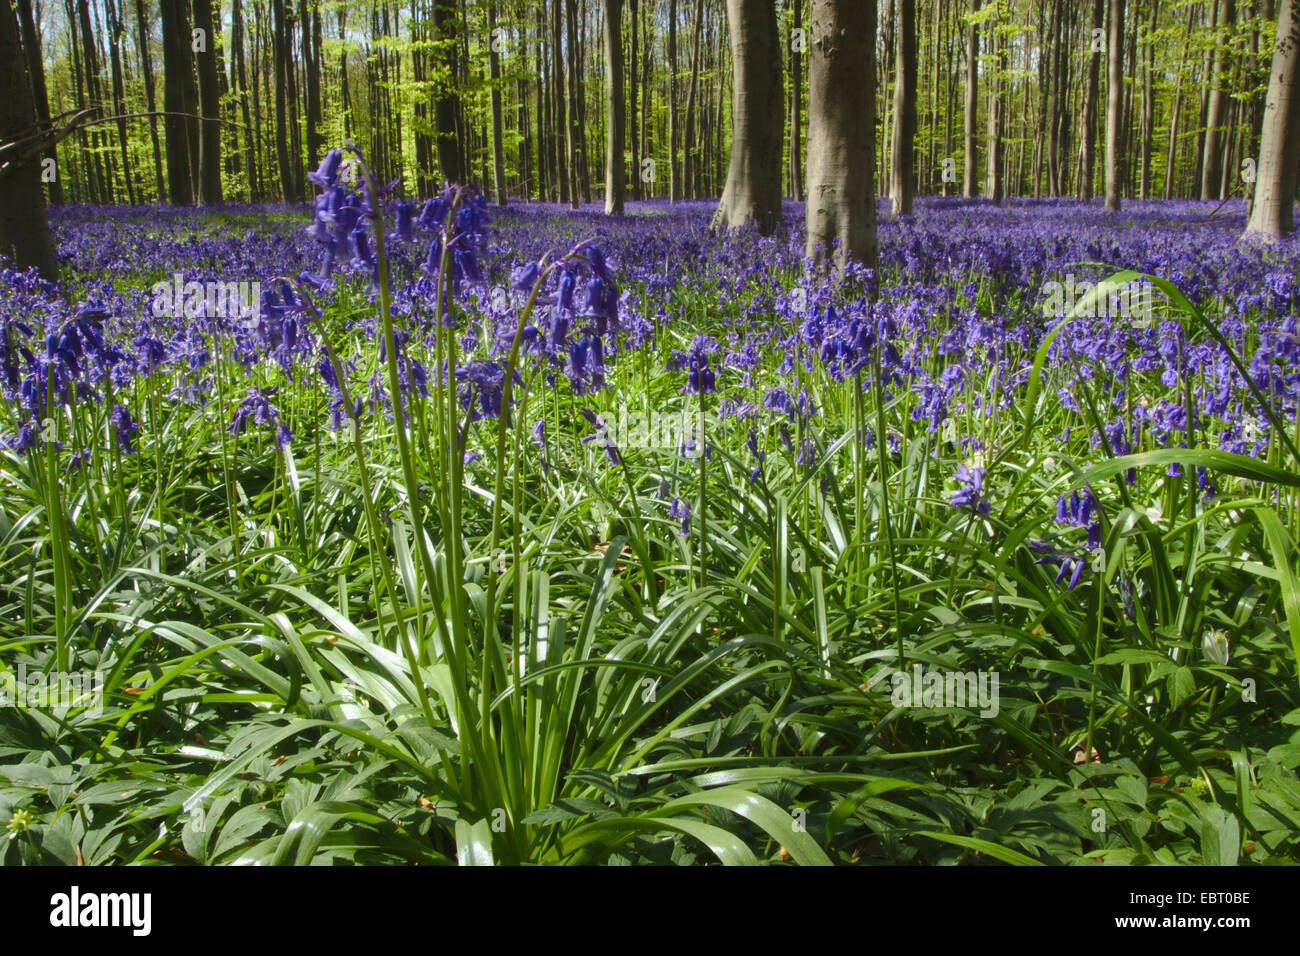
[963,0,979,197]
[551,0,570,203]
[194,0,223,204]
[805,0,876,266]
[604,0,626,214]
[985,4,1004,203]
[434,0,462,184]
[303,0,323,169]
[1202,0,1236,200]
[1247,0,1300,236]
[1080,0,1103,200]
[488,2,507,204]
[17,0,63,207]
[682,0,704,197]
[789,0,803,200]
[0,0,57,279]
[566,0,582,207]
[669,0,679,201]
[890,0,916,215]
[630,0,640,200]
[1163,4,1193,198]
[133,0,165,201]
[161,0,195,204]
[715,0,783,234]
[1104,0,1124,211]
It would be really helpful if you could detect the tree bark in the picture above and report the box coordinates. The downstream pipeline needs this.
[716,0,783,233]
[0,0,56,279]
[1247,0,1300,235]
[160,0,195,204]
[1201,0,1236,200]
[604,0,626,213]
[629,0,640,200]
[683,0,705,197]
[488,1,508,204]
[16,0,63,206]
[1079,0,1103,200]
[805,0,876,266]
[963,0,979,196]
[985,2,1004,203]
[434,0,462,184]
[789,0,803,200]
[132,0,165,201]
[194,0,223,204]
[669,0,679,200]
[890,0,916,214]
[565,0,582,206]
[1104,0,1124,211]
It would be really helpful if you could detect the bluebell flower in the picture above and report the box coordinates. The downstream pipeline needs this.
[950,463,991,515]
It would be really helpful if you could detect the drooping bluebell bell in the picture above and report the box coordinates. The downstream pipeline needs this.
[950,464,991,516]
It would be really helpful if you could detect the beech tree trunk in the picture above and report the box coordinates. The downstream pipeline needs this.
[890,0,916,215]
[566,0,582,207]
[133,0,165,201]
[1104,0,1124,211]
[963,0,979,197]
[805,0,876,266]
[434,0,462,184]
[1202,0,1236,200]
[789,0,803,200]
[0,0,57,279]
[715,0,783,234]
[161,0,195,204]
[1080,0,1103,200]
[629,0,640,200]
[194,0,223,204]
[488,2,507,204]
[669,0,679,201]
[16,0,62,206]
[1247,0,1300,235]
[604,0,625,214]
[985,3,1004,203]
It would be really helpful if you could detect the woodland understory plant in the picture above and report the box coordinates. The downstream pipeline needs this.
[0,187,1298,865]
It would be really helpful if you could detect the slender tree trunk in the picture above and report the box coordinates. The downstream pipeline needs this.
[16,0,63,206]
[715,0,783,233]
[302,0,322,167]
[1079,0,1103,199]
[161,0,195,204]
[1247,0,1300,235]
[1163,4,1193,198]
[433,0,462,184]
[488,1,508,204]
[1138,1,1156,199]
[1202,0,1236,199]
[1104,0,1125,211]
[788,0,803,199]
[669,0,679,201]
[565,0,582,206]
[551,0,569,202]
[132,0,165,201]
[890,0,917,214]
[104,0,137,204]
[683,0,705,197]
[77,0,112,202]
[193,0,223,203]
[603,0,626,213]
[0,0,56,279]
[629,0,640,200]
[963,0,979,196]
[985,2,1004,203]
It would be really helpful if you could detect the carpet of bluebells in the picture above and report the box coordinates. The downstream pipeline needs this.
[2,154,1300,865]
